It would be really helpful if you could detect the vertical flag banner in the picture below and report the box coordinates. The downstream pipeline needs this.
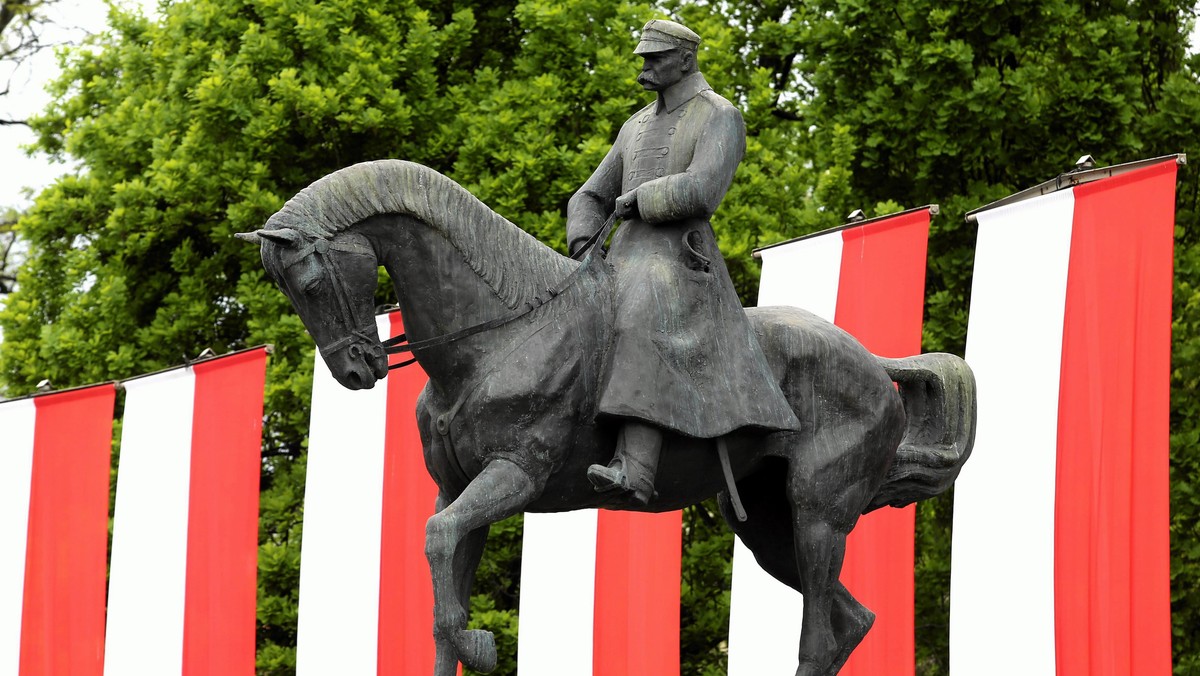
[591,511,682,676]
[951,158,1177,675]
[0,384,116,676]
[104,348,268,676]
[734,207,932,675]
[519,508,682,675]
[519,511,599,675]
[297,312,441,676]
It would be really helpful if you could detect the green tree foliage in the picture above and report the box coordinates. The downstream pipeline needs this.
[2,1,1199,674]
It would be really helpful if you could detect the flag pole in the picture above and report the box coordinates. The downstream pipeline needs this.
[752,204,939,259]
[114,343,274,389]
[964,153,1186,224]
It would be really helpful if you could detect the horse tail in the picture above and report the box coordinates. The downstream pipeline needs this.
[864,352,977,513]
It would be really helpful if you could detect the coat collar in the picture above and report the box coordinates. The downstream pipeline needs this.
[656,71,711,114]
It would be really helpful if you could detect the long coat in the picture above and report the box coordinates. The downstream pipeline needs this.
[566,72,800,439]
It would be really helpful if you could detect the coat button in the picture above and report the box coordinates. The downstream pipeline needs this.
[660,148,669,156]
[668,127,676,135]
[655,168,665,177]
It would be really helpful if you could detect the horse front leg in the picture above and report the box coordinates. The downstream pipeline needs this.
[426,458,538,675]
[428,493,488,676]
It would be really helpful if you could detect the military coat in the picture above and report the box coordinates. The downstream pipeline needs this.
[566,72,800,439]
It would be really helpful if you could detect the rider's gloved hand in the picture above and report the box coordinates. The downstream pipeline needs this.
[614,190,639,220]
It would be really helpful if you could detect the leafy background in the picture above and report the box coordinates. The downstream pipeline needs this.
[0,1,1198,674]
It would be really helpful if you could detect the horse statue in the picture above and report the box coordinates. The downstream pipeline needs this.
[238,159,976,676]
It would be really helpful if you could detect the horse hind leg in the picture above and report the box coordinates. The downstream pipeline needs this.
[789,511,842,675]
[717,460,801,590]
[788,470,874,676]
[426,458,539,675]
[719,462,851,676]
[719,459,873,675]
[786,514,874,676]
[827,581,875,673]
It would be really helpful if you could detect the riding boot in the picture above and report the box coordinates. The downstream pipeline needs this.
[587,421,662,506]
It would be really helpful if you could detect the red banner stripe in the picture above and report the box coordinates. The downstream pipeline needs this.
[183,349,268,676]
[1054,161,1176,675]
[593,510,682,676]
[378,312,442,675]
[834,210,930,676]
[835,211,931,358]
[20,384,115,676]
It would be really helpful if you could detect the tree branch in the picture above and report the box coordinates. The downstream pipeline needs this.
[0,2,21,37]
[0,36,51,61]
[771,107,803,122]
[0,117,28,125]
[0,1,56,67]
[0,224,17,295]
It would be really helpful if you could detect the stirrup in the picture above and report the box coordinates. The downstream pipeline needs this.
[587,463,628,493]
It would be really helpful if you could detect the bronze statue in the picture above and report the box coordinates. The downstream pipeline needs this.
[240,19,977,676]
[568,20,799,506]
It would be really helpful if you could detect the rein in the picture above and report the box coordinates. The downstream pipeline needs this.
[380,212,618,370]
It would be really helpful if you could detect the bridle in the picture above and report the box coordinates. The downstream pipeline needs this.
[285,212,618,372]
[277,237,383,363]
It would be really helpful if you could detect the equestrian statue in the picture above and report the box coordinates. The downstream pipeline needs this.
[239,19,976,676]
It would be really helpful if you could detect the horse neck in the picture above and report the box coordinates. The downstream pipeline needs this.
[359,213,574,392]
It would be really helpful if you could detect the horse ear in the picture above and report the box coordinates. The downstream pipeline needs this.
[234,231,262,244]
[256,228,303,245]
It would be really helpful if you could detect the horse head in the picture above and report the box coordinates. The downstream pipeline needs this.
[238,227,388,390]
[240,159,587,395]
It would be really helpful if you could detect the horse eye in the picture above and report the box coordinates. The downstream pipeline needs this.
[302,276,323,295]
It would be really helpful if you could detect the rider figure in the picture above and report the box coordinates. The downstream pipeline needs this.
[567,19,800,505]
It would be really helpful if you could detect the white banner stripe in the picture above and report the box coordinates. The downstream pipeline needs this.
[728,537,805,675]
[517,511,599,675]
[0,399,36,675]
[950,191,1074,676]
[757,233,843,321]
[729,230,843,674]
[105,369,197,676]
[296,316,390,676]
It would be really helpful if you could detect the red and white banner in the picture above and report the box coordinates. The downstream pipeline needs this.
[519,510,681,675]
[297,312,440,676]
[734,208,931,674]
[104,349,267,675]
[0,384,115,676]
[952,160,1176,674]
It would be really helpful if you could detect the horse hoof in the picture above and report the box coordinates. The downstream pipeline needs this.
[453,629,497,673]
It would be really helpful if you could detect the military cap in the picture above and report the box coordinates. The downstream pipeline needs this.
[634,19,701,54]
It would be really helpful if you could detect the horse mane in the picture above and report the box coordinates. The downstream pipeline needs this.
[264,159,577,310]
